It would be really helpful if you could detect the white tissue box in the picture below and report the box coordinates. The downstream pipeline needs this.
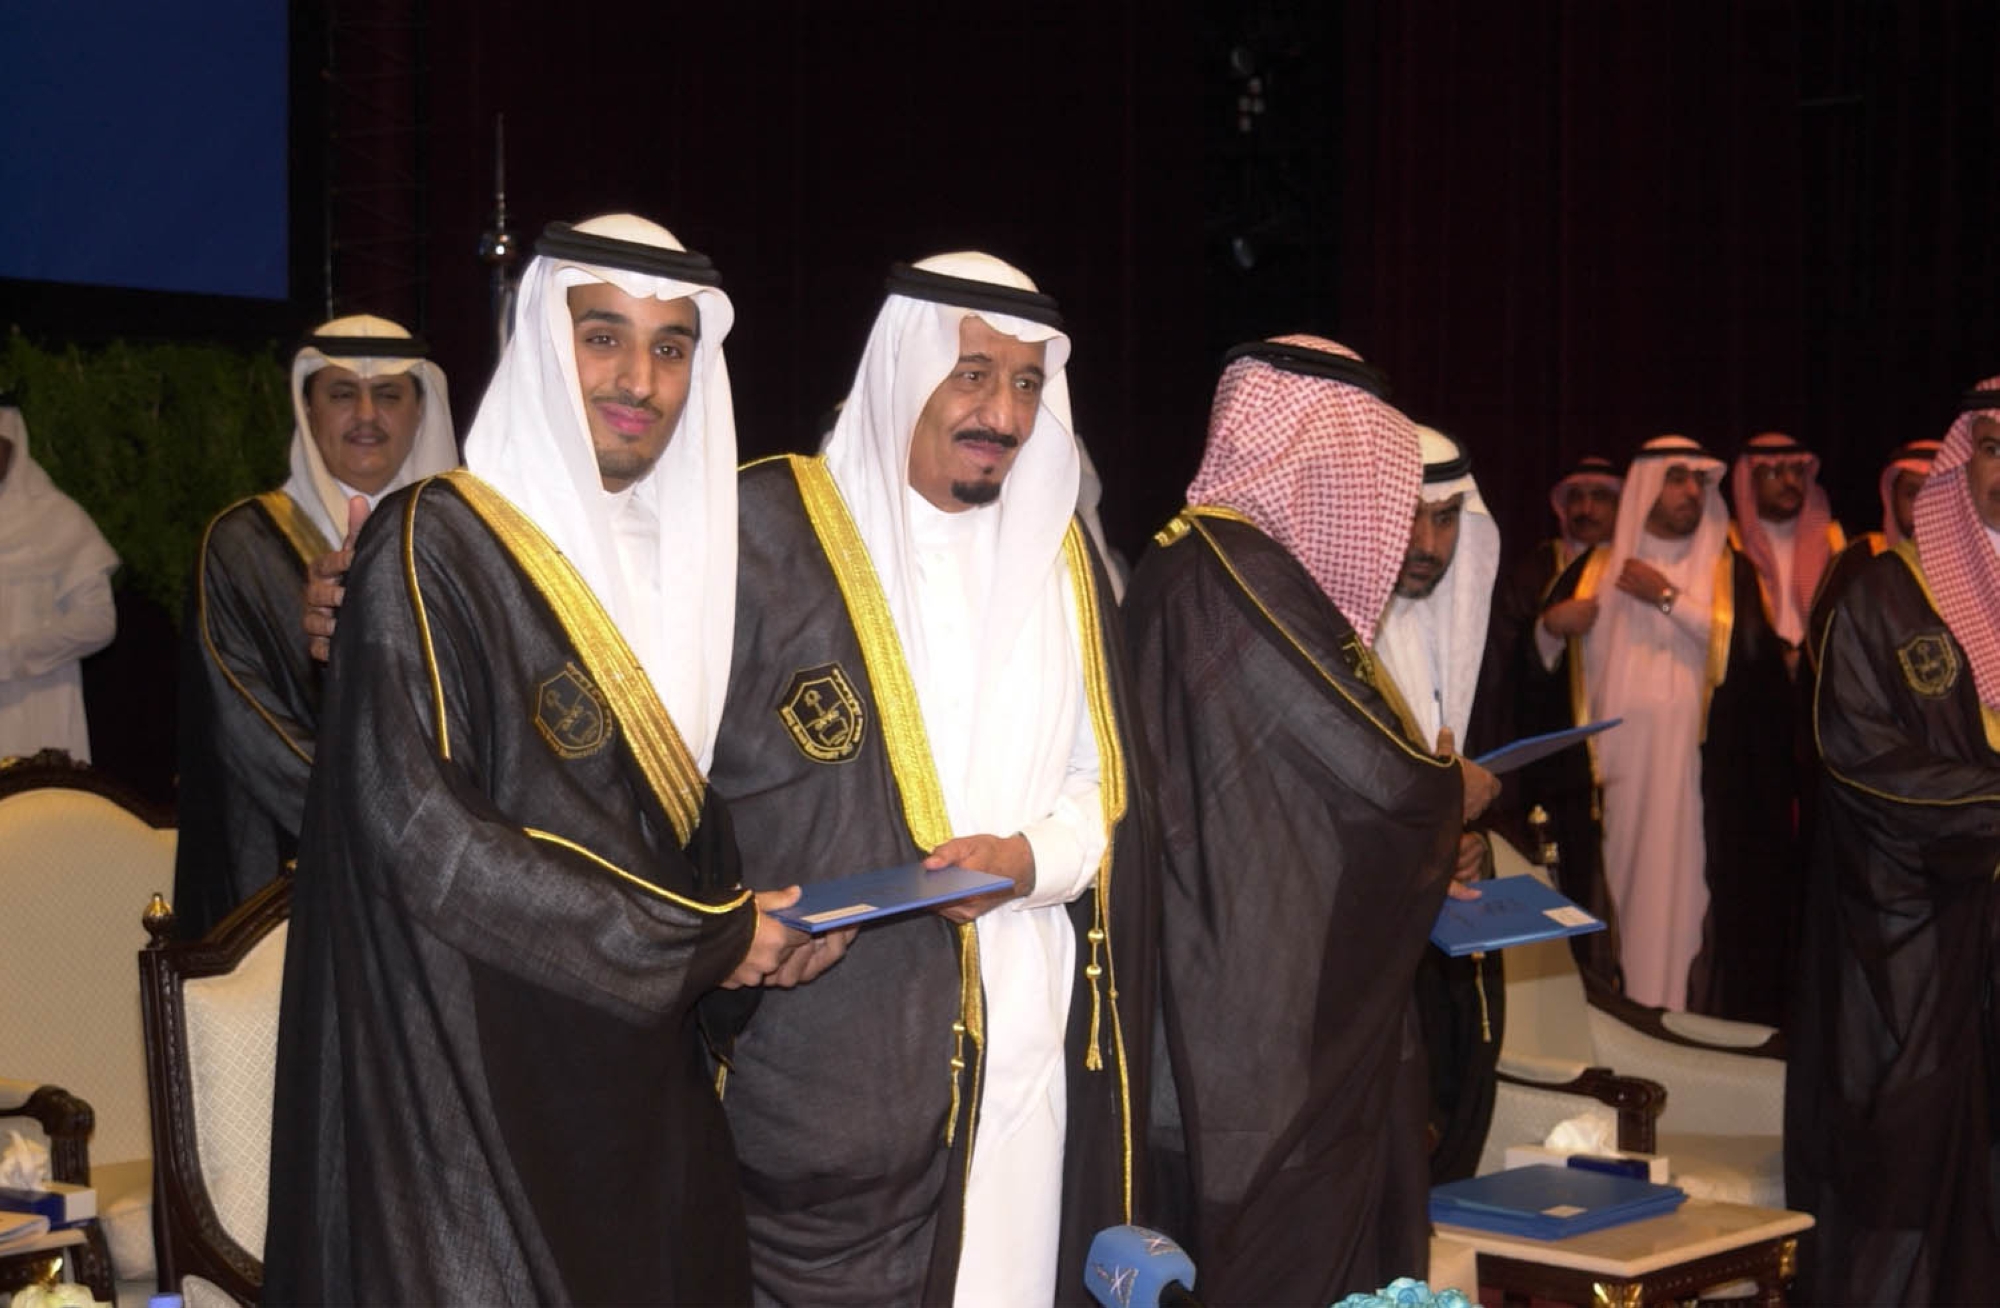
[0,1182,96,1226]
[1503,1144,1670,1184]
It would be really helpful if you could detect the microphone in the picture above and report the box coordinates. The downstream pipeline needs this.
[1083,1224,1202,1308]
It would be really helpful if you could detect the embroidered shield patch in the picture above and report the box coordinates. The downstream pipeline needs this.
[1896,631,1959,699]
[778,664,866,763]
[535,662,614,758]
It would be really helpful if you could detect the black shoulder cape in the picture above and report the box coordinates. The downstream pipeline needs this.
[1785,545,2000,1305]
[1124,511,1460,1305]
[263,474,757,1305]
[713,457,1157,1306]
[173,493,328,938]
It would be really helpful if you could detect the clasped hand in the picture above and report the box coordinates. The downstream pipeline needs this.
[722,886,855,989]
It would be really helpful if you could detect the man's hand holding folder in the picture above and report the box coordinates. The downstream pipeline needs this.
[927,833,1035,923]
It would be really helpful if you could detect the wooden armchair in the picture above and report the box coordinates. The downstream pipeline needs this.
[140,876,291,1308]
[1476,822,1786,1205]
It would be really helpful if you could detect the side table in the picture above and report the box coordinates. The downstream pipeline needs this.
[1434,1197,1813,1306]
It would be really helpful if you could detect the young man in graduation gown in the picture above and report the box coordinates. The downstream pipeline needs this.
[0,397,118,762]
[264,216,833,1305]
[1124,337,1494,1304]
[1727,431,1846,678]
[1476,455,1625,983]
[173,318,456,938]
[1376,426,1509,1183]
[1516,436,1796,1023]
[1482,454,1621,724]
[1806,437,1939,665]
[1785,381,2000,1305]
[712,254,1154,1306]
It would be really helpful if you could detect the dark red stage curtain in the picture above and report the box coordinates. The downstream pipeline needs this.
[1339,1,1806,556]
[1339,0,2000,556]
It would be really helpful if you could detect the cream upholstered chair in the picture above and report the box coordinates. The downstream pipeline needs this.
[140,875,289,1308]
[1476,835,1787,1206]
[0,754,176,1301]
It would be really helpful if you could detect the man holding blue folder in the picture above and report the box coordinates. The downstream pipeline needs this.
[1787,380,2000,1305]
[1125,337,1495,1304]
[266,216,821,1304]
[711,254,1155,1306]
[1373,424,1512,1185]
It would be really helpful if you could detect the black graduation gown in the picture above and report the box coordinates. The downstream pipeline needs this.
[713,456,1157,1307]
[1495,550,1623,985]
[1784,545,2000,1306]
[173,493,329,938]
[263,472,757,1306]
[1518,545,1798,1024]
[1806,533,1886,676]
[1124,512,1460,1306]
[1473,537,1570,756]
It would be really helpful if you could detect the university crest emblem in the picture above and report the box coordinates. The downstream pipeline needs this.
[778,663,866,763]
[535,662,614,758]
[1896,631,1959,699]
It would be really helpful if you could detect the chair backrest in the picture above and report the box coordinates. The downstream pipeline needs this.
[1490,836,1597,1069]
[141,875,290,1307]
[0,760,176,1166]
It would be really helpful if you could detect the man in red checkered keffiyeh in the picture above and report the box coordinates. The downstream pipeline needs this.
[1123,336,1494,1305]
[1184,333,1422,647]
[1728,431,1842,665]
[1789,377,2000,1308]
[1912,382,2000,714]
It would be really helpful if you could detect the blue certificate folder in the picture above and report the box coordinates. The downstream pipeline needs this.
[766,862,1012,935]
[1430,873,1606,957]
[1473,718,1622,775]
[1430,1165,1687,1240]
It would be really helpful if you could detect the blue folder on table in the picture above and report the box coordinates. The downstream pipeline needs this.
[767,861,1011,935]
[1430,873,1606,957]
[1430,1165,1687,1240]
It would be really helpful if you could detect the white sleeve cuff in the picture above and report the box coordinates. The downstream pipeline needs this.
[1014,798,1103,911]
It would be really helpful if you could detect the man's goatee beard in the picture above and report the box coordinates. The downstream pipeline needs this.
[951,479,1002,507]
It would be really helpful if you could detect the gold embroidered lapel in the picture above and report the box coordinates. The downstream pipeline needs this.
[1699,545,1736,742]
[434,470,707,848]
[792,455,1136,1217]
[1890,540,2000,753]
[1182,507,1450,769]
[256,490,335,567]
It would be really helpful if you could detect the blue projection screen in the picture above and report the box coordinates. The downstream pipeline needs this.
[0,1,290,301]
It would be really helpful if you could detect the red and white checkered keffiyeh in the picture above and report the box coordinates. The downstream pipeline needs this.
[1879,439,1942,546]
[1185,334,1421,647]
[1729,431,1833,634]
[1913,381,2000,711]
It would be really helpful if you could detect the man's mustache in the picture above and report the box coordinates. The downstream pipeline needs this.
[953,427,1019,450]
[593,390,663,419]
[1403,551,1445,571]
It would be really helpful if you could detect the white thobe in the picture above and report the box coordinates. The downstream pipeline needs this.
[1756,514,1803,646]
[1589,530,1713,1010]
[901,493,1106,1307]
[0,463,116,762]
[0,568,115,762]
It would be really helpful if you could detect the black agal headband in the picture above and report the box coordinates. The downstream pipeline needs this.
[299,333,429,359]
[536,222,722,286]
[1630,440,1720,463]
[1220,340,1392,401]
[885,262,1063,328]
[1422,435,1471,484]
[1958,387,2000,414]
